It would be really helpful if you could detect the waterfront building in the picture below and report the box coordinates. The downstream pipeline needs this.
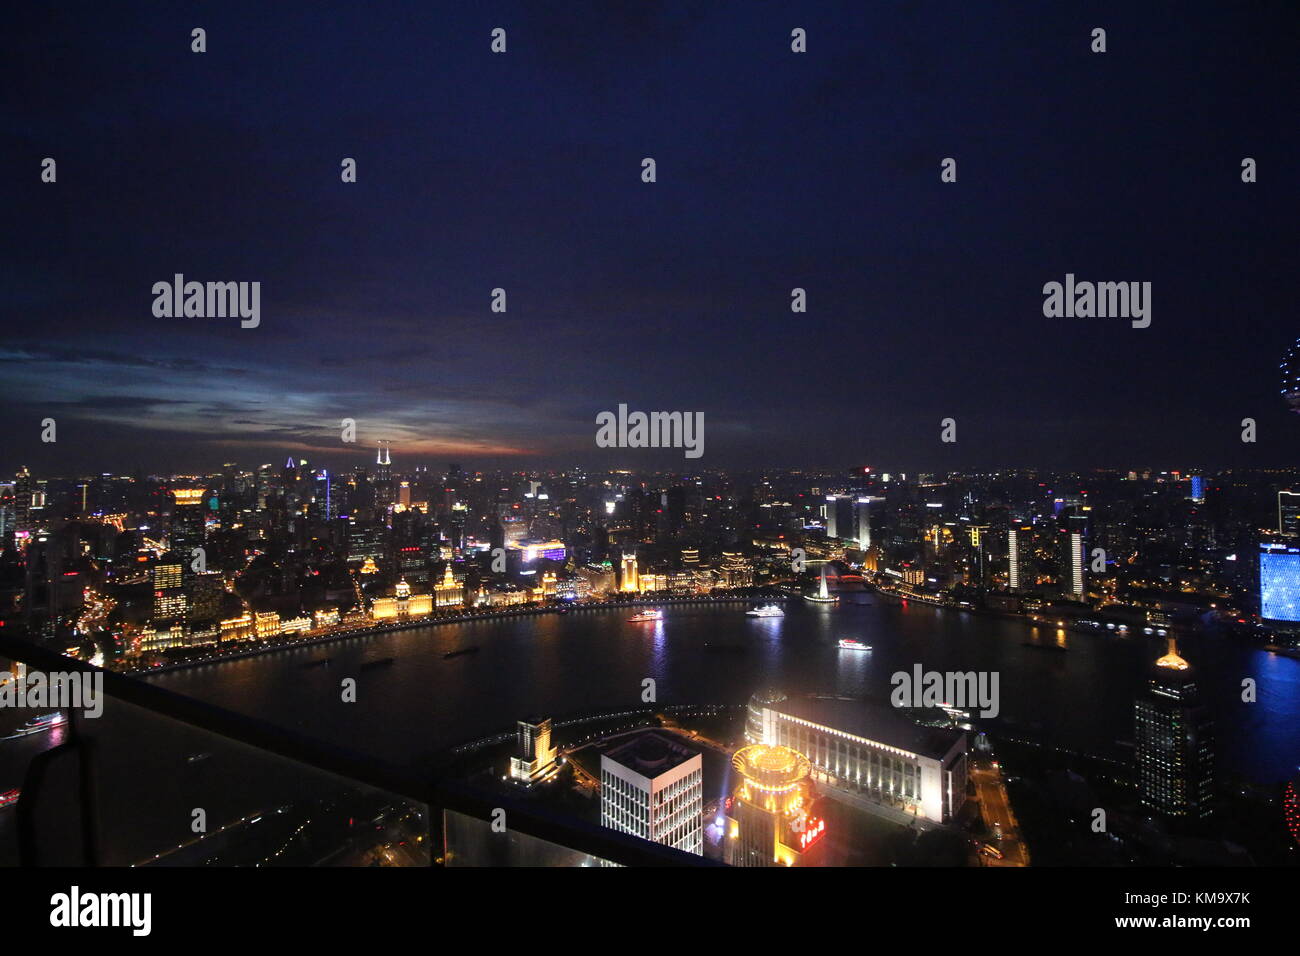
[750,694,967,824]
[1134,637,1215,820]
[509,717,559,785]
[1260,541,1300,625]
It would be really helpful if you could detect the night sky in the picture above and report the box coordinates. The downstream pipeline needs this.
[3,1,1298,476]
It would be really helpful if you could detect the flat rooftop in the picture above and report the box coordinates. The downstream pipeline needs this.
[770,696,964,762]
[603,730,701,779]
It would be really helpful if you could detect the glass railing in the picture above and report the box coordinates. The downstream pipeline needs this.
[0,634,713,867]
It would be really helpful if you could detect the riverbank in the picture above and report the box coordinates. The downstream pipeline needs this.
[124,594,786,677]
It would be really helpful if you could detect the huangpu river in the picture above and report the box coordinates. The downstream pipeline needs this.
[148,595,1300,781]
[2,597,1298,864]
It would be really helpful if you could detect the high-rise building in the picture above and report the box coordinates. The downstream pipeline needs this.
[824,495,854,541]
[1134,637,1214,820]
[170,488,207,559]
[509,716,558,785]
[1279,491,1300,537]
[1260,541,1300,625]
[1008,523,1033,591]
[1189,475,1205,503]
[13,467,32,536]
[600,732,702,855]
[620,551,639,593]
[1060,529,1085,598]
[723,744,826,866]
[152,558,187,624]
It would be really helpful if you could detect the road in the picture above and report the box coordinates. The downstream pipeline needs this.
[970,758,1030,866]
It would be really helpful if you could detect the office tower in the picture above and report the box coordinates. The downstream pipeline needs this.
[854,496,880,550]
[13,467,32,535]
[620,551,639,592]
[600,732,703,855]
[185,570,224,626]
[723,744,826,866]
[1057,525,1085,598]
[314,470,339,522]
[1259,541,1300,625]
[1279,491,1300,537]
[170,488,207,558]
[968,524,990,587]
[152,558,187,623]
[508,716,558,784]
[1189,475,1205,503]
[824,494,854,541]
[374,443,393,507]
[1134,637,1214,820]
[1008,523,1032,591]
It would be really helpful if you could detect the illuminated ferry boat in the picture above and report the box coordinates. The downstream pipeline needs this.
[837,638,871,651]
[627,609,663,623]
[3,712,67,740]
[746,604,785,618]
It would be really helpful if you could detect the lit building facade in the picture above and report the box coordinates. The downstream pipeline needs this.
[620,551,639,593]
[509,717,559,784]
[724,744,826,866]
[434,563,463,607]
[372,578,434,619]
[1260,541,1300,624]
[752,695,967,824]
[600,732,702,855]
[1134,637,1214,820]
[1279,491,1300,536]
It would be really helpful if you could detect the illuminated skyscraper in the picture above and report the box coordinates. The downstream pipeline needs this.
[620,551,639,593]
[13,467,32,535]
[170,488,207,558]
[1008,523,1032,591]
[152,558,187,624]
[1260,541,1300,624]
[1278,491,1300,537]
[509,716,558,784]
[855,496,882,550]
[1134,637,1214,820]
[824,495,854,541]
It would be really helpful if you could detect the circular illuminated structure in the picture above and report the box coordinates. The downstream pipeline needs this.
[1282,338,1300,414]
[727,744,825,865]
[733,744,811,804]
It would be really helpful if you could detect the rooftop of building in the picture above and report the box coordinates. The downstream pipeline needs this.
[770,695,965,761]
[603,730,701,779]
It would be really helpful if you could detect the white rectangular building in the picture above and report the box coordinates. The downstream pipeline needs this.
[600,732,703,855]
